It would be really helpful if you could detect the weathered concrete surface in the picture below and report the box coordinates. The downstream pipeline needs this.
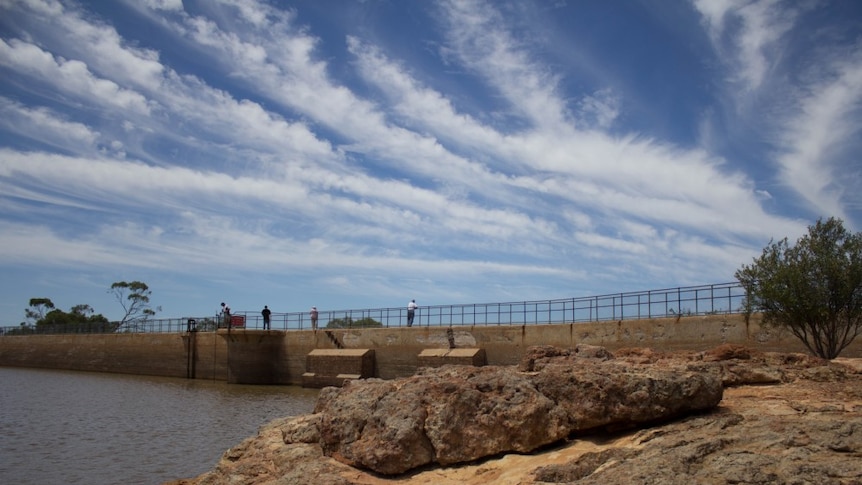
[3,314,861,383]
[222,330,283,384]
[302,349,376,388]
[0,332,228,380]
[416,348,486,368]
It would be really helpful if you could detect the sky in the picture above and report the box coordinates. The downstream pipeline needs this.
[0,0,860,324]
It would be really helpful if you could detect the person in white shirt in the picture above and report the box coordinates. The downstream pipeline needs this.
[310,306,319,330]
[407,299,417,327]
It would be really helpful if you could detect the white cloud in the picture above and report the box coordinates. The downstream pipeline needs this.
[692,0,796,91]
[348,36,506,157]
[3,0,849,320]
[0,97,99,148]
[0,39,151,114]
[690,0,861,226]
[438,0,569,129]
[775,57,862,220]
[346,10,789,243]
[577,89,620,129]
[142,0,184,12]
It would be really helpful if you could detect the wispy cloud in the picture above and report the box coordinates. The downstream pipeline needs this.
[692,0,862,226]
[0,0,856,320]
[692,0,797,91]
[775,57,862,221]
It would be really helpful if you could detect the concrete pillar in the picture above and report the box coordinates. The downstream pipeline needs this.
[417,348,486,368]
[302,348,376,388]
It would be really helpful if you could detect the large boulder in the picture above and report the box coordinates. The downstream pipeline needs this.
[314,350,723,474]
[315,366,569,474]
[531,360,722,432]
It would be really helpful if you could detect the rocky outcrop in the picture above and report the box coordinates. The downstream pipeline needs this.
[533,406,862,484]
[168,345,862,485]
[313,346,721,474]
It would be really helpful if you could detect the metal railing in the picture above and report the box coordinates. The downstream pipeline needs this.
[0,282,746,335]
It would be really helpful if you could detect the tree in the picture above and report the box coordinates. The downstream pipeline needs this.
[70,304,94,317]
[192,318,218,332]
[25,298,55,323]
[26,301,114,334]
[326,317,383,329]
[735,217,862,359]
[109,281,159,329]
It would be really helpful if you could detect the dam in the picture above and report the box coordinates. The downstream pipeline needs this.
[3,283,860,384]
[2,312,859,385]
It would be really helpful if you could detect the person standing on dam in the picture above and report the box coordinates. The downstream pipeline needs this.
[261,305,271,330]
[220,302,231,328]
[407,299,418,327]
[310,306,319,330]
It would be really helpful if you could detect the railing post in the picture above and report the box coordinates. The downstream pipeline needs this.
[647,290,651,319]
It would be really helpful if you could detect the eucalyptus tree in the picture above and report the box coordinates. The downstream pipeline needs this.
[109,281,160,329]
[25,298,55,323]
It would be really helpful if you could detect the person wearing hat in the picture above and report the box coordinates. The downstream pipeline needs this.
[220,302,231,327]
[310,306,319,330]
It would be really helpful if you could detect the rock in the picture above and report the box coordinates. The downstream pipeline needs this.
[317,377,435,474]
[419,366,569,466]
[531,360,722,433]
[316,365,569,473]
[535,395,862,484]
[518,344,613,372]
[280,414,321,444]
[703,343,753,361]
[183,417,356,485]
[533,447,641,482]
[169,346,862,485]
[715,362,784,386]
[316,353,721,474]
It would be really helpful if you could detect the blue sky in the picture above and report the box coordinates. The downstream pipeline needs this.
[0,0,860,324]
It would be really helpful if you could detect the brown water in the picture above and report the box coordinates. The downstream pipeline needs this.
[0,367,319,485]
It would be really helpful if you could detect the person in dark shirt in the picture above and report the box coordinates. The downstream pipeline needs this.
[220,302,231,327]
[261,305,271,330]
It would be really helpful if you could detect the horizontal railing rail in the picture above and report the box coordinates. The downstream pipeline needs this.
[1,282,747,335]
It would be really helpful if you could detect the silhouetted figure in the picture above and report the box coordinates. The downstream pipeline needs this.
[220,302,231,328]
[261,305,271,330]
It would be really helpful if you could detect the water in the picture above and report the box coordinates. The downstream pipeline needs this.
[0,367,319,485]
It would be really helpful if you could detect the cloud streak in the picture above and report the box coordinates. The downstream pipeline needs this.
[0,0,857,321]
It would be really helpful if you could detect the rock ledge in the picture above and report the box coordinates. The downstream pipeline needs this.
[168,345,862,485]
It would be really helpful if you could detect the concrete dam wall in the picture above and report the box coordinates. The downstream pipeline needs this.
[0,331,229,380]
[1,313,859,385]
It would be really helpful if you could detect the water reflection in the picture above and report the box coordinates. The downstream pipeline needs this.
[0,367,318,485]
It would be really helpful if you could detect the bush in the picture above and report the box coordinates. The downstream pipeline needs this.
[736,217,862,359]
[326,317,383,329]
